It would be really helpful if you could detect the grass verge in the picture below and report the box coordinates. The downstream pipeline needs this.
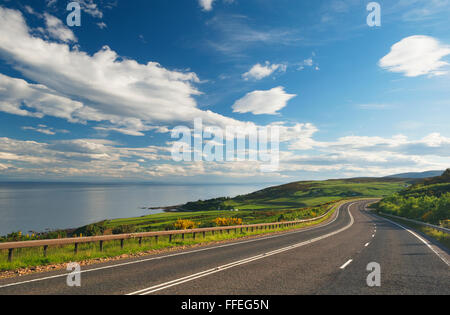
[0,201,344,273]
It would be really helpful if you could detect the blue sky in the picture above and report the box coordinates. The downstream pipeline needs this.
[0,0,448,183]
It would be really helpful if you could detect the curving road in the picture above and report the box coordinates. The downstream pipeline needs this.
[0,200,448,295]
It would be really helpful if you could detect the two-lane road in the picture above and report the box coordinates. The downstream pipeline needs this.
[0,200,448,295]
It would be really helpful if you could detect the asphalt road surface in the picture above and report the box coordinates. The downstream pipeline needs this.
[0,200,448,295]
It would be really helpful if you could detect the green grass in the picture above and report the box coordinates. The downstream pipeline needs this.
[0,176,409,272]
[180,178,409,212]
[374,169,449,225]
[377,212,450,249]
[0,201,342,272]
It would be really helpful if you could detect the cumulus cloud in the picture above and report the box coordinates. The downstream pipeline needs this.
[0,7,304,137]
[0,74,84,120]
[0,7,262,135]
[379,35,450,77]
[232,87,296,115]
[0,130,448,180]
[43,13,77,43]
[242,62,287,80]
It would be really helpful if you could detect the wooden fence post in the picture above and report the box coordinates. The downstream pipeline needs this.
[8,248,13,262]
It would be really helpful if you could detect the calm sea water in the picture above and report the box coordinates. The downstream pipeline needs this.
[0,183,270,236]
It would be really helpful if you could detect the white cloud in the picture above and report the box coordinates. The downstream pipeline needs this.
[0,74,84,120]
[97,22,107,29]
[242,62,287,80]
[0,130,448,181]
[297,57,318,71]
[232,87,296,115]
[47,0,103,18]
[206,15,300,56]
[0,7,314,139]
[379,35,450,77]
[199,0,215,11]
[43,13,77,43]
[0,7,244,134]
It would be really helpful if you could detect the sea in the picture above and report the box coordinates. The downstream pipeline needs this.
[0,182,271,236]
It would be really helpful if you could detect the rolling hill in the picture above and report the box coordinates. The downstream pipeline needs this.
[385,170,445,179]
[179,177,411,212]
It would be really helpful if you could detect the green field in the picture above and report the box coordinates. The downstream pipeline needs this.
[0,177,412,272]
[0,202,342,271]
[71,177,408,236]
[180,178,409,212]
[1,177,409,241]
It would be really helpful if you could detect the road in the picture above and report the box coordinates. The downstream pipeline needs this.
[0,200,448,295]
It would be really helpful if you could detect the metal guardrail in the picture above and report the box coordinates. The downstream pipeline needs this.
[0,203,341,262]
[380,212,450,234]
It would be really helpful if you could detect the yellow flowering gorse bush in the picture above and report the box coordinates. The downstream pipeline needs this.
[213,217,243,227]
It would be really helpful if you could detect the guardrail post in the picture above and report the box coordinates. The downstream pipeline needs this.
[8,248,13,262]
[182,233,185,240]
[155,235,158,244]
[139,237,142,246]
[43,245,48,257]
[100,241,104,252]
[203,231,206,238]
[120,239,124,249]
[74,243,78,255]
[193,232,196,240]
[169,234,172,242]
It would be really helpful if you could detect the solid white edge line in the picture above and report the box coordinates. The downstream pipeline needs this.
[372,214,450,267]
[0,200,349,290]
[128,202,358,295]
[340,259,353,270]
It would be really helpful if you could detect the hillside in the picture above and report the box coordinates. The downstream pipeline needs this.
[376,169,450,225]
[385,170,445,179]
[180,177,410,212]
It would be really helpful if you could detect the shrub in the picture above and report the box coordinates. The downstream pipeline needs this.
[213,217,243,227]
[173,219,197,230]
[112,225,137,235]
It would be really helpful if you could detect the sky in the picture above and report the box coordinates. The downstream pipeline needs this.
[0,0,448,183]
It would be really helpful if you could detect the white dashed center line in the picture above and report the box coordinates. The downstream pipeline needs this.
[340,259,353,270]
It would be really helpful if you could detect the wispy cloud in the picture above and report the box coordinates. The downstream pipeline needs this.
[242,62,287,81]
[205,15,301,56]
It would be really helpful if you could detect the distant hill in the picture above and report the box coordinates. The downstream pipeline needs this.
[385,170,445,179]
[179,177,409,212]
